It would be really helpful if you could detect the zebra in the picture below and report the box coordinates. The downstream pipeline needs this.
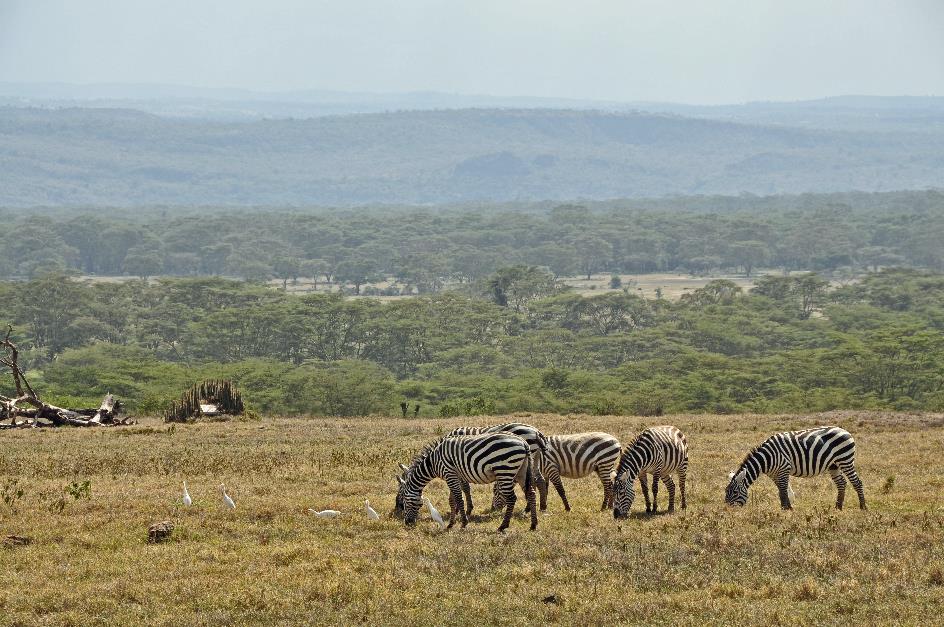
[612,426,688,519]
[725,425,866,510]
[444,423,548,515]
[534,432,622,511]
[396,433,537,532]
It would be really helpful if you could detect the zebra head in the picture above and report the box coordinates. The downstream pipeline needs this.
[612,471,635,519]
[393,463,410,517]
[401,486,424,526]
[725,470,748,506]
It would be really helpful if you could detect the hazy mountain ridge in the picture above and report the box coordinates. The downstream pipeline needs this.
[3,82,943,131]
[1,106,942,206]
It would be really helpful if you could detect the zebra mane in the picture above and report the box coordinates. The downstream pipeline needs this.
[408,437,444,470]
[735,445,762,474]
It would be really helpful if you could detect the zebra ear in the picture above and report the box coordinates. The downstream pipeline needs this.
[728,471,736,480]
[398,463,409,473]
[395,475,405,485]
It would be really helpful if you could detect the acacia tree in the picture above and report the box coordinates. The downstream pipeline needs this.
[335,257,381,295]
[485,266,557,311]
[727,240,770,277]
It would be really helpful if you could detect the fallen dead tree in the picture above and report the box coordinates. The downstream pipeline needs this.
[0,326,134,429]
[165,379,244,423]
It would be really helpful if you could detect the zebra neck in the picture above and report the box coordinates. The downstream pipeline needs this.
[740,451,767,485]
[616,449,647,480]
[406,459,436,494]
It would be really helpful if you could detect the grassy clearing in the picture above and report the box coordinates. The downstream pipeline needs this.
[1,411,943,625]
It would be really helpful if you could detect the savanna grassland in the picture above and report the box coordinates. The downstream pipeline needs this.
[1,411,943,626]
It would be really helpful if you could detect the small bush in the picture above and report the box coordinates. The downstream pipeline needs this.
[929,567,944,587]
[438,396,496,418]
[793,578,820,601]
[881,475,895,494]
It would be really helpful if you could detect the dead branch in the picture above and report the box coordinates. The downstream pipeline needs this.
[0,326,135,429]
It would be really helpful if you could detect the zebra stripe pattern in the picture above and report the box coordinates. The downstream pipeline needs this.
[538,432,622,511]
[397,433,538,532]
[613,426,688,519]
[446,422,548,515]
[725,425,866,510]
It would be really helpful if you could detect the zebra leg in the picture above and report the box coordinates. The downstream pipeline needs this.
[531,452,546,512]
[491,483,505,511]
[651,474,659,513]
[679,460,688,510]
[546,466,570,511]
[536,474,549,512]
[663,475,677,513]
[829,467,847,510]
[497,480,517,532]
[596,468,613,510]
[775,472,793,510]
[842,463,867,510]
[462,480,474,517]
[447,490,461,529]
[445,477,468,528]
[640,474,652,513]
[527,478,538,531]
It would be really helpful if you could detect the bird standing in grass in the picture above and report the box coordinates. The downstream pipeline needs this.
[310,509,342,518]
[423,497,445,529]
[220,484,235,509]
[182,481,192,507]
[365,500,380,521]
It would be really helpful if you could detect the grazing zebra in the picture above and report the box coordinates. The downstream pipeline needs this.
[396,433,537,532]
[612,426,688,519]
[534,432,622,511]
[725,425,866,510]
[445,423,548,515]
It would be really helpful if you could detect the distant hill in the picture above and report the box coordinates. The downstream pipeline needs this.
[1,106,942,206]
[3,82,943,131]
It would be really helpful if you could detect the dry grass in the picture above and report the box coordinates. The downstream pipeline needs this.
[1,411,942,626]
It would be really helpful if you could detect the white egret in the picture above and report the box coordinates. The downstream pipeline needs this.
[182,481,192,507]
[365,500,380,521]
[220,484,236,509]
[309,509,342,518]
[423,497,446,529]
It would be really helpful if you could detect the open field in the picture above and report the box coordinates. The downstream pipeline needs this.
[1,411,943,625]
[78,271,764,301]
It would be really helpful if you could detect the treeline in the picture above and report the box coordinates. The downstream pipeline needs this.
[1,268,941,416]
[4,191,944,285]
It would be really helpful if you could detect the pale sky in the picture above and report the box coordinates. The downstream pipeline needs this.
[1,0,943,104]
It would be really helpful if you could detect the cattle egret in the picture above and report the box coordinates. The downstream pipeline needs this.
[220,484,236,509]
[423,497,446,529]
[182,481,192,507]
[309,509,342,518]
[787,482,796,505]
[365,500,380,521]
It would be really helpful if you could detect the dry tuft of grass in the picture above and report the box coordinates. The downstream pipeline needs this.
[1,411,943,625]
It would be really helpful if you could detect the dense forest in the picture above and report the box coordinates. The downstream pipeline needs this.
[3,106,944,206]
[1,268,942,417]
[4,191,944,284]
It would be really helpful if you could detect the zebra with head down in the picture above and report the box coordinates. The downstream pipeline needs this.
[395,432,537,532]
[725,426,866,510]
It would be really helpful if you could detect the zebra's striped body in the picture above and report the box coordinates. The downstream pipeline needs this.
[446,423,548,515]
[725,426,866,510]
[537,432,622,511]
[397,433,537,532]
[613,426,688,518]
